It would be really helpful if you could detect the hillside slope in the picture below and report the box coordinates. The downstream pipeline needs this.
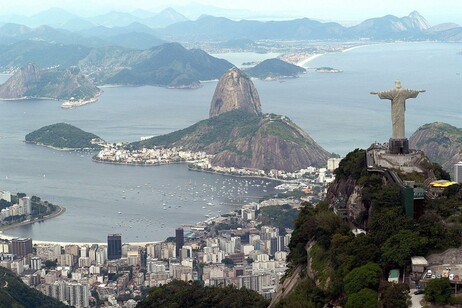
[129,110,330,171]
[410,122,462,173]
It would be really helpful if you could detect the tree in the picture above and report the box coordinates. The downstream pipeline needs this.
[424,278,452,305]
[345,288,378,308]
[380,230,428,268]
[137,280,269,308]
[45,259,57,269]
[222,258,235,268]
[379,281,411,308]
[344,262,382,295]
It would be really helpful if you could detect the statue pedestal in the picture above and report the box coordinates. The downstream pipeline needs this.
[389,138,410,154]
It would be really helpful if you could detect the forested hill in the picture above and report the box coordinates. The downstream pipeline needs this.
[0,267,66,308]
[245,58,305,79]
[25,123,104,150]
[129,110,330,171]
[273,148,462,306]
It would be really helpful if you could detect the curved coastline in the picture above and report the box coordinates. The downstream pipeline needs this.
[25,141,100,152]
[0,204,66,232]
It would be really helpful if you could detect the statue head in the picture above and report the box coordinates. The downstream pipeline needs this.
[395,80,402,89]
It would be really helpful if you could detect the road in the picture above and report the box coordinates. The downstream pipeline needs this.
[409,289,424,307]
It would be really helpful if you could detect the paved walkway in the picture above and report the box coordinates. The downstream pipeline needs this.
[409,289,424,308]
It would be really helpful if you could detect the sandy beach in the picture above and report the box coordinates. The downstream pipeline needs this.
[296,53,325,67]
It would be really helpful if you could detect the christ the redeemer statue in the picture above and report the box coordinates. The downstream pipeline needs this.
[371,80,425,154]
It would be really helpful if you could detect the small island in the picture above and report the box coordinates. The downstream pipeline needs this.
[245,58,306,79]
[315,66,343,73]
[25,123,105,150]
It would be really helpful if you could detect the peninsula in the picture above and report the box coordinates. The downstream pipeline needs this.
[97,68,331,176]
[0,192,65,232]
[25,123,105,150]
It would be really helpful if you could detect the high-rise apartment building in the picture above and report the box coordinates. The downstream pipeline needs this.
[11,238,33,257]
[455,162,462,183]
[107,234,122,260]
[175,228,184,258]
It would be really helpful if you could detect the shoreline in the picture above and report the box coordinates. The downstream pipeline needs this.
[187,166,288,183]
[94,158,295,183]
[296,53,325,67]
[296,44,371,67]
[25,141,100,152]
[92,158,192,167]
[0,204,66,232]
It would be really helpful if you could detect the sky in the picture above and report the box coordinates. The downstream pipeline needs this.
[0,0,461,25]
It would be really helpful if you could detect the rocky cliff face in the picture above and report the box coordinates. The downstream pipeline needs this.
[0,64,100,100]
[0,64,42,99]
[209,114,330,171]
[410,122,462,172]
[326,177,368,225]
[209,67,262,118]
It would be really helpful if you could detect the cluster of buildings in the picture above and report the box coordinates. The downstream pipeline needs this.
[95,145,211,166]
[0,157,343,307]
[0,196,298,307]
[192,158,340,182]
[0,191,31,223]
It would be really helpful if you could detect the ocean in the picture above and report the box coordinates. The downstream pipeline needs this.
[0,41,461,242]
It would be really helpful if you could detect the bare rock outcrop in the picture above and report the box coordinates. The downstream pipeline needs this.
[209,67,261,118]
[0,64,100,101]
[410,122,462,173]
[0,64,42,99]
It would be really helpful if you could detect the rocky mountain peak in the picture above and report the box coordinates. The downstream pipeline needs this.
[407,10,430,30]
[18,63,42,83]
[209,67,262,118]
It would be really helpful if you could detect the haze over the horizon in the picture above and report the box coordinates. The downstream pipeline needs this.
[0,0,461,25]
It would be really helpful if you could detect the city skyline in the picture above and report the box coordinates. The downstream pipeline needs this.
[0,0,461,25]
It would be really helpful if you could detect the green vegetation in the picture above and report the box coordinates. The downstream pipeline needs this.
[25,123,103,150]
[102,43,233,87]
[334,149,367,180]
[128,108,329,171]
[258,204,299,232]
[424,278,452,304]
[130,110,261,151]
[245,58,305,79]
[344,262,381,295]
[378,282,411,308]
[0,64,100,101]
[0,267,66,308]
[0,41,233,88]
[345,288,378,308]
[278,148,462,306]
[137,280,269,308]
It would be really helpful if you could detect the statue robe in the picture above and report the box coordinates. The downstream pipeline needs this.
[377,88,420,139]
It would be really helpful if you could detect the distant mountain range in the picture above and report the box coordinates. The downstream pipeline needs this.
[0,7,188,29]
[0,10,461,49]
[0,10,461,88]
[0,42,234,88]
[159,11,462,41]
